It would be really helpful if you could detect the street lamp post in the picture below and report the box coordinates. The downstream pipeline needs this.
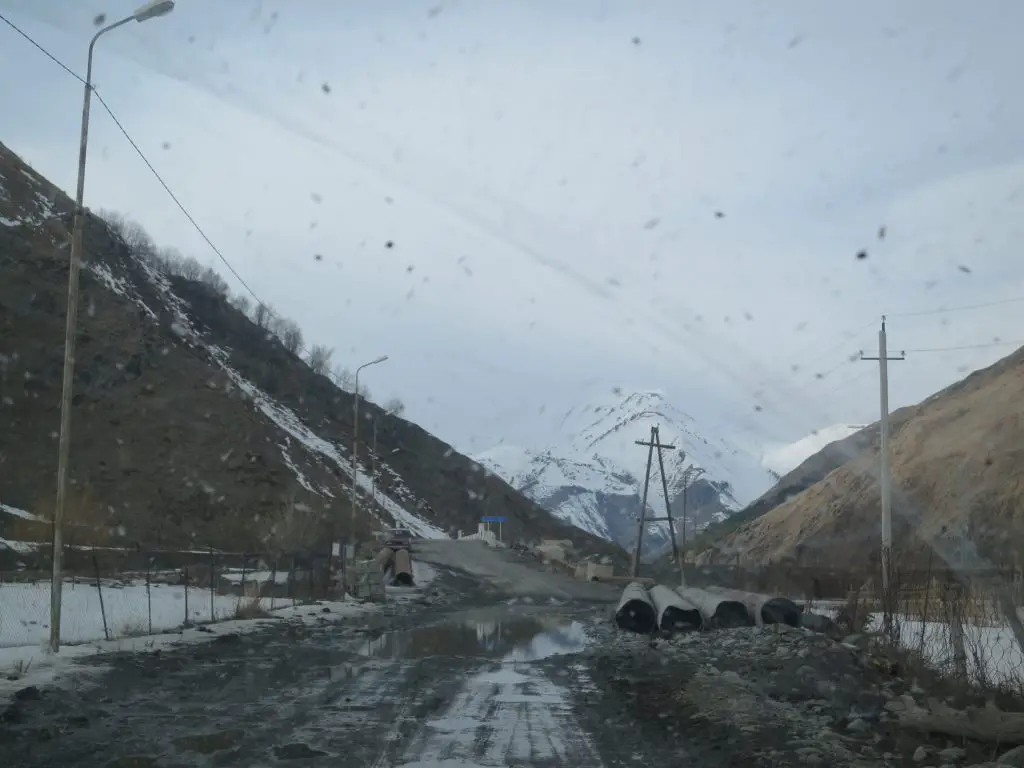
[50,0,176,654]
[349,355,388,552]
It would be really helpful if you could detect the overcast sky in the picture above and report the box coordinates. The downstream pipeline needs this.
[2,0,1023,461]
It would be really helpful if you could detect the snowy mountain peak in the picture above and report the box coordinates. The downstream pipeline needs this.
[478,389,778,555]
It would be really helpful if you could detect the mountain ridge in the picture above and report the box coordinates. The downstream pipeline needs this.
[697,345,1024,568]
[0,138,625,562]
[477,390,776,555]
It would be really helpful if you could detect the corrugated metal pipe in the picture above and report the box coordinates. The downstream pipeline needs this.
[392,548,415,586]
[703,586,802,627]
[615,582,657,634]
[649,584,703,632]
[675,586,753,629]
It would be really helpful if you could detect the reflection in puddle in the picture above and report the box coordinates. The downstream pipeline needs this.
[356,616,587,661]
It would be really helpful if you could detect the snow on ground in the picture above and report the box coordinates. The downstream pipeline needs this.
[0,581,248,648]
[205,345,448,541]
[809,605,1024,687]
[0,503,45,522]
[0,597,376,704]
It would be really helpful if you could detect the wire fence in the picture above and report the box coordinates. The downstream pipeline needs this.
[679,554,1024,695]
[0,546,342,648]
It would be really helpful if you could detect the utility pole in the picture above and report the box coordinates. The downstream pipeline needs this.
[860,315,905,604]
[652,427,684,586]
[350,355,388,562]
[680,465,706,561]
[631,426,680,581]
[631,430,655,577]
[50,0,177,655]
[370,418,378,509]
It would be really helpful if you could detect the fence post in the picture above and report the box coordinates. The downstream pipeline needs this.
[146,555,153,636]
[184,563,190,628]
[209,547,216,622]
[92,552,110,642]
[325,547,334,600]
[270,562,277,611]
[239,554,248,603]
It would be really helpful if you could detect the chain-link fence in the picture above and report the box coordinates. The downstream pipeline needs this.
[0,546,341,648]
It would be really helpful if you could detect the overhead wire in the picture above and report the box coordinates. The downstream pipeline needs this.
[4,9,1021,440]
[0,10,382,394]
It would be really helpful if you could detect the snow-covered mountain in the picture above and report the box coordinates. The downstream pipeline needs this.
[477,390,777,557]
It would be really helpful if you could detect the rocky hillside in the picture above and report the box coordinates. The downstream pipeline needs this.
[699,345,1024,568]
[478,390,776,558]
[0,139,623,560]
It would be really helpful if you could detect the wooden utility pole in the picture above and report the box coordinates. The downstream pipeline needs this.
[860,316,905,618]
[631,426,682,583]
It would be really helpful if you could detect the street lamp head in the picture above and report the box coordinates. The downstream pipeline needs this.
[371,355,389,365]
[133,0,175,22]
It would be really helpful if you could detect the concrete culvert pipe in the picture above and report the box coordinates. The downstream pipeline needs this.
[376,547,395,574]
[704,586,801,628]
[392,548,415,586]
[615,582,657,634]
[649,584,702,633]
[675,586,752,629]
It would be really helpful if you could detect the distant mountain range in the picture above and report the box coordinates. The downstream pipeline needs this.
[477,390,778,557]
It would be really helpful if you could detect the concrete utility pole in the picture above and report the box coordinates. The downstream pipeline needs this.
[860,315,905,600]
[680,464,706,558]
[631,426,680,582]
[50,0,176,655]
[370,418,378,509]
[350,355,388,556]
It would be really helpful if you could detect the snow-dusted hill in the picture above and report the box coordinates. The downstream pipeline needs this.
[477,390,777,556]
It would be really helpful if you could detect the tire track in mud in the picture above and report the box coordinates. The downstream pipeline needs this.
[384,659,606,767]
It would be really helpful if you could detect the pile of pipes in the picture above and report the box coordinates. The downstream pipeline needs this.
[615,582,811,635]
[376,546,415,587]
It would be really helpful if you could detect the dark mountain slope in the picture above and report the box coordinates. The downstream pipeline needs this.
[0,139,624,562]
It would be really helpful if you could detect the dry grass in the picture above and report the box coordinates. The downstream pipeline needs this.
[233,597,270,620]
[6,658,31,681]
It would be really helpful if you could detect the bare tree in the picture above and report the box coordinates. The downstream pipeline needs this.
[101,210,162,268]
[384,397,406,417]
[176,255,204,281]
[154,245,185,274]
[277,318,304,354]
[252,302,274,329]
[332,366,373,396]
[231,294,251,315]
[333,365,355,391]
[199,265,230,296]
[307,344,333,375]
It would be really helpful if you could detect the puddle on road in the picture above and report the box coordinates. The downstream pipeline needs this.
[356,615,588,661]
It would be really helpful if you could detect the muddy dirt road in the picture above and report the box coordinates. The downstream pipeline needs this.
[0,543,686,767]
[1,541,965,766]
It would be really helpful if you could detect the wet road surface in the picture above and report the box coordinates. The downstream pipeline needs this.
[0,600,669,767]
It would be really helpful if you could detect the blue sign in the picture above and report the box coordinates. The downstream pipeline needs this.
[480,516,507,523]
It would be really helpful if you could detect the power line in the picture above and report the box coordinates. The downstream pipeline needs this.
[904,340,1024,354]
[4,11,1019,430]
[0,11,85,83]
[0,11,367,389]
[889,295,1024,318]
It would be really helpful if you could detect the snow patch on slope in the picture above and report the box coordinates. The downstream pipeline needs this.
[84,233,448,540]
